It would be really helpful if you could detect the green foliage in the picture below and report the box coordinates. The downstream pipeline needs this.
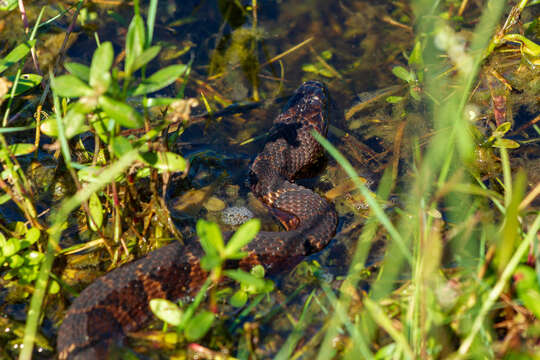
[387,40,425,104]
[514,265,540,319]
[389,64,421,102]
[150,298,183,326]
[184,311,215,341]
[50,40,187,131]
[5,4,193,357]
[0,0,17,11]
[302,50,336,78]
[226,265,274,307]
[479,121,520,149]
[150,219,270,342]
[198,218,260,271]
[87,192,103,231]
[0,40,36,75]
[0,224,45,285]
[3,74,42,99]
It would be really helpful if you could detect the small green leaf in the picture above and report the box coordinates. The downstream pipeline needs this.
[224,218,260,258]
[302,64,318,73]
[321,50,333,60]
[493,121,512,137]
[230,290,248,307]
[40,117,58,137]
[136,167,151,179]
[49,280,60,294]
[66,102,91,138]
[90,115,111,143]
[392,66,414,82]
[3,238,21,257]
[408,40,424,68]
[301,63,334,78]
[89,42,114,93]
[64,62,90,82]
[0,193,11,205]
[52,75,94,98]
[386,96,404,103]
[125,14,146,75]
[493,138,520,149]
[139,151,187,172]
[7,254,23,268]
[131,45,161,73]
[196,219,224,256]
[14,222,26,236]
[514,265,540,319]
[88,192,103,231]
[4,74,42,98]
[0,40,36,74]
[150,298,183,326]
[111,136,134,157]
[225,251,249,260]
[41,103,90,139]
[185,311,214,341]
[98,95,143,128]
[250,264,265,278]
[25,250,43,265]
[8,143,35,156]
[132,64,188,96]
[224,269,267,292]
[25,228,40,245]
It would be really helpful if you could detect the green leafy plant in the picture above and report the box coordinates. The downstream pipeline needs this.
[387,41,424,103]
[0,224,46,286]
[13,3,195,358]
[150,218,273,342]
[479,121,520,149]
[227,264,274,307]
[302,50,337,78]
[513,265,540,319]
[45,35,189,171]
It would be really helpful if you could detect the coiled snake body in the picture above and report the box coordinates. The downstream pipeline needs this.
[57,81,338,359]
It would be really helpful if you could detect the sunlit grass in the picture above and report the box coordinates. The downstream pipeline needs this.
[306,0,540,358]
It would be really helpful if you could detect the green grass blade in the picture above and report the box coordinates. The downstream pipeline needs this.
[455,212,540,358]
[147,0,158,47]
[313,131,413,264]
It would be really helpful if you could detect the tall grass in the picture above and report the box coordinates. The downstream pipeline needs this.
[306,0,540,358]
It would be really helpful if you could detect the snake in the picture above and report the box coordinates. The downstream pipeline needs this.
[56,80,338,359]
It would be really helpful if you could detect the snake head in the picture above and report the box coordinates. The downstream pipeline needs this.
[277,81,329,135]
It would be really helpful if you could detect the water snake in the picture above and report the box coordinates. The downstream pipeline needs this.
[56,80,338,359]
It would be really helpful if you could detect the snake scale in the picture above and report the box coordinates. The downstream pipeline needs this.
[56,80,338,359]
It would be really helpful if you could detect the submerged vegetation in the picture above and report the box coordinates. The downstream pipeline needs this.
[0,0,539,358]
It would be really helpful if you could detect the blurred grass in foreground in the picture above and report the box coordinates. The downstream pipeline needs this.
[309,0,540,359]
